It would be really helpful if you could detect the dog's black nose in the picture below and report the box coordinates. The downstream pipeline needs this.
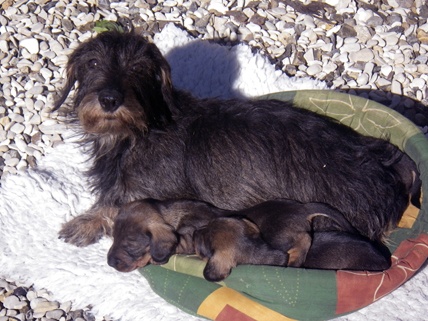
[107,254,120,268]
[98,89,124,112]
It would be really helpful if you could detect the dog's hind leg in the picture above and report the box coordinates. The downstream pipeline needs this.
[59,206,119,247]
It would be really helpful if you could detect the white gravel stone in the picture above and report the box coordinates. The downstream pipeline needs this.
[411,78,426,90]
[14,138,27,153]
[3,295,27,310]
[391,79,402,95]
[306,64,323,76]
[380,65,393,77]
[363,62,375,75]
[349,48,375,62]
[384,34,399,46]
[357,73,370,86]
[38,123,66,135]
[45,309,65,319]
[340,43,361,53]
[9,113,25,123]
[208,0,228,14]
[26,86,44,96]
[5,157,20,167]
[10,123,25,134]
[19,38,39,54]
[376,78,392,87]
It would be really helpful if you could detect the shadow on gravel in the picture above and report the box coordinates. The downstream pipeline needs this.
[163,39,245,100]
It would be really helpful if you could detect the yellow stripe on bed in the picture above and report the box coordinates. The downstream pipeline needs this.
[197,287,296,321]
[398,191,423,229]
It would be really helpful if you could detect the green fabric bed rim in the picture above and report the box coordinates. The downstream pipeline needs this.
[139,90,428,321]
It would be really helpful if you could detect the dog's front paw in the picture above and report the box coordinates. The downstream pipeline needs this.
[59,214,111,247]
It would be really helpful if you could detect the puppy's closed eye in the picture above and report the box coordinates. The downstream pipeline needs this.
[124,236,149,258]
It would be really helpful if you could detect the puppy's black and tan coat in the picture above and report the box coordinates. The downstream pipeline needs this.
[108,199,224,272]
[108,198,391,282]
[55,31,420,247]
[194,200,391,281]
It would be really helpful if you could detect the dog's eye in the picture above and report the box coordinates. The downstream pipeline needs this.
[130,64,141,72]
[87,59,98,69]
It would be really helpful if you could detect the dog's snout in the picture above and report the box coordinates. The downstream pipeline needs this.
[99,89,124,112]
[107,254,121,268]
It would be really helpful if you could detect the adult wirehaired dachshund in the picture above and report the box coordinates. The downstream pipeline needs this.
[54,30,421,247]
[107,198,391,282]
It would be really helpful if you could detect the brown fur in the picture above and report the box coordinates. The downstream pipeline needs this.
[108,198,391,281]
[193,200,391,281]
[193,218,288,282]
[107,199,224,272]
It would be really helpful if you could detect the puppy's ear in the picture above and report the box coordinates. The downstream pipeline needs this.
[193,227,213,259]
[149,223,178,264]
[53,60,77,111]
[242,218,261,237]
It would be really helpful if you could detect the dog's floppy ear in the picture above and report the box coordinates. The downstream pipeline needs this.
[149,223,178,264]
[193,227,213,259]
[158,60,176,112]
[53,60,78,111]
[147,42,175,107]
[143,42,175,129]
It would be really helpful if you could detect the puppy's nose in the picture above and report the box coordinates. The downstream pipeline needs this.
[98,89,124,112]
[107,254,120,268]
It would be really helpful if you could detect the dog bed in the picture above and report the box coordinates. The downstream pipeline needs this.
[139,90,428,321]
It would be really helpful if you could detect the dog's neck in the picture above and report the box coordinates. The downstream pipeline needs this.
[85,133,133,158]
[83,134,132,202]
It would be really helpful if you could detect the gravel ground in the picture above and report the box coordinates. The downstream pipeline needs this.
[1,0,428,320]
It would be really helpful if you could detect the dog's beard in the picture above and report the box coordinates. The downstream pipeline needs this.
[77,92,148,137]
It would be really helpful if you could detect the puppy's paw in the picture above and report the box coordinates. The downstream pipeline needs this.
[59,213,111,247]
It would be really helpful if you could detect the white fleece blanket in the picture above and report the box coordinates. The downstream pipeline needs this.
[0,24,426,321]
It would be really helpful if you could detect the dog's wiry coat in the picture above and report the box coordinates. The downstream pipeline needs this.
[55,31,421,247]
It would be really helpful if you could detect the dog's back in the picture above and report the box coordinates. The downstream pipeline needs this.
[180,99,415,241]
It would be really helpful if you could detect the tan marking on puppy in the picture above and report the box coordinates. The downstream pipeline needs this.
[286,233,311,267]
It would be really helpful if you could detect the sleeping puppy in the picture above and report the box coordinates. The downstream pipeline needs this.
[193,217,289,282]
[107,198,224,272]
[194,200,392,281]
